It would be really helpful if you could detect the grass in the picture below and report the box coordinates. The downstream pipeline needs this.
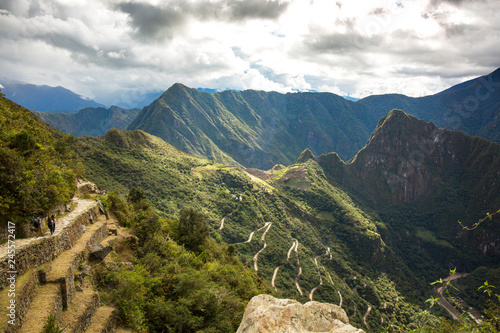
[19,284,61,333]
[415,229,454,249]
[191,163,236,178]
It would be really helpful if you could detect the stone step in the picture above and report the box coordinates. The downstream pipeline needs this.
[86,306,117,333]
[45,219,108,309]
[18,283,63,333]
[58,287,100,333]
[0,199,100,289]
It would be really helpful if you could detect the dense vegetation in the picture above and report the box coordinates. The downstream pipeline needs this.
[96,190,273,332]
[0,93,82,224]
[74,128,448,331]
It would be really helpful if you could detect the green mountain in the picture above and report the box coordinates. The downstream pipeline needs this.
[127,83,369,169]
[354,68,500,144]
[74,127,432,330]
[0,81,106,112]
[0,93,82,223]
[127,69,500,169]
[33,106,140,137]
[312,110,500,271]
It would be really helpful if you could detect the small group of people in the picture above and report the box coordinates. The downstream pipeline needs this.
[33,214,56,236]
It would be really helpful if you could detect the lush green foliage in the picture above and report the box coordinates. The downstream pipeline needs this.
[75,128,440,331]
[97,191,272,332]
[0,95,82,224]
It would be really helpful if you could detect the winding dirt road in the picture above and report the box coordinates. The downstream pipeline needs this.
[436,273,469,320]
[253,222,272,272]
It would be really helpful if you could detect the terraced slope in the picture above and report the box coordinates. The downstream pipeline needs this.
[0,186,122,333]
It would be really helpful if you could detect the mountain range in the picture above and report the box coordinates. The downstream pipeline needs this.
[33,106,140,137]
[0,81,106,112]
[22,69,499,170]
[127,68,499,169]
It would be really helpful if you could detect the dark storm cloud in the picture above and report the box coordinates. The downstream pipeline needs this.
[116,2,186,41]
[115,0,290,41]
[223,0,289,21]
[429,0,466,7]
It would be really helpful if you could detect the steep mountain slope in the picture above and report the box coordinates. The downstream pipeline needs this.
[33,106,140,137]
[314,110,500,270]
[0,82,106,112]
[0,94,81,223]
[354,68,500,143]
[127,83,369,169]
[75,127,430,331]
[127,68,499,169]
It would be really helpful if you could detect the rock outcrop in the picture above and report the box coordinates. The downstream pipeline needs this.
[236,294,364,333]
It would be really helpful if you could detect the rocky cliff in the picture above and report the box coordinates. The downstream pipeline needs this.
[317,109,500,210]
[237,295,364,333]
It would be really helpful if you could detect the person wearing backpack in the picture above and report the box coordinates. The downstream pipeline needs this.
[48,215,56,235]
[33,215,41,236]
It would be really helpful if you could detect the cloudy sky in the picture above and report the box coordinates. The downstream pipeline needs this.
[1,0,499,106]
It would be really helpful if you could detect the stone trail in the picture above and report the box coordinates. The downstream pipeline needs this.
[0,189,128,332]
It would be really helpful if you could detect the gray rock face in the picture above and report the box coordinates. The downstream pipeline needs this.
[89,244,112,262]
[237,294,364,333]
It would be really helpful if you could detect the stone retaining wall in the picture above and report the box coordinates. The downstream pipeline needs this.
[60,222,108,308]
[0,203,100,289]
[71,293,100,333]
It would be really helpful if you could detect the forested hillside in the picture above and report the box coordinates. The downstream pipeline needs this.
[0,93,82,224]
[73,125,453,331]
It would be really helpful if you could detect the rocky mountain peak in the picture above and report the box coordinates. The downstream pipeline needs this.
[297,148,316,164]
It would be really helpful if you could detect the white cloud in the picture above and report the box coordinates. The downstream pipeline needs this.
[0,0,499,105]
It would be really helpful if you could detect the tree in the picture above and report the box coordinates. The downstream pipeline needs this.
[175,207,209,252]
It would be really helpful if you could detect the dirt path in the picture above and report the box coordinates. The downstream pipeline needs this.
[436,273,469,320]
[287,239,298,261]
[253,222,272,272]
[271,266,280,290]
[272,239,299,291]
[363,305,372,327]
[234,222,270,245]
[218,216,226,230]
[309,255,324,301]
[292,240,303,296]
[295,266,303,296]
[338,290,343,308]
[0,197,96,261]
[309,247,334,301]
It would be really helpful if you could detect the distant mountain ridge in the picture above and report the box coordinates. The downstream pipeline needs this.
[34,106,140,137]
[128,83,369,169]
[0,82,106,112]
[127,68,500,169]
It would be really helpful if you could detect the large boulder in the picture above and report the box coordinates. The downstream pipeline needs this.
[237,294,364,333]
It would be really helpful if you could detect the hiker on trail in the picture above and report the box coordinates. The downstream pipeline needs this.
[33,215,42,236]
[48,215,56,236]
